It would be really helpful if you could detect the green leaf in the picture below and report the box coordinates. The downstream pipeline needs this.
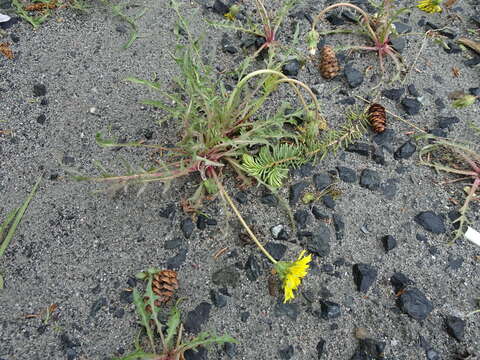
[165,303,181,349]
[125,77,162,90]
[111,349,157,360]
[179,332,237,352]
[95,133,146,148]
[0,176,42,258]
[452,95,477,108]
[132,288,155,353]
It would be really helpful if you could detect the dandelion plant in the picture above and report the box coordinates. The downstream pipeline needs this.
[113,268,236,360]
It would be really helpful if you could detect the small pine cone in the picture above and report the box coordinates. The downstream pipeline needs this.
[368,103,386,133]
[319,45,340,80]
[152,269,179,304]
[24,0,56,11]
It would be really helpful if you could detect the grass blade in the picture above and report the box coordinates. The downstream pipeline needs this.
[0,176,42,257]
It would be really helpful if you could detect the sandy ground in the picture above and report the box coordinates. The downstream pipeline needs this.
[1,0,479,359]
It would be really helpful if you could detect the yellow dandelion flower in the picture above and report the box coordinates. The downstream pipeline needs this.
[274,250,312,303]
[416,0,442,14]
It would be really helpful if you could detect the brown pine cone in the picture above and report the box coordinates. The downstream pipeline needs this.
[368,103,386,133]
[319,45,340,80]
[24,0,57,11]
[152,269,178,304]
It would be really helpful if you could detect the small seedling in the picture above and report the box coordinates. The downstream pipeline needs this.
[208,0,299,58]
[113,268,236,360]
[307,0,409,81]
[419,136,480,240]
[11,0,56,28]
[98,0,147,49]
[0,176,42,289]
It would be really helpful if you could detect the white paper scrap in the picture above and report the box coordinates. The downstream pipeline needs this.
[0,14,11,23]
[465,227,480,247]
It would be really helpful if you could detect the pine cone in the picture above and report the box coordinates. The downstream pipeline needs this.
[319,45,340,80]
[152,269,178,304]
[144,269,179,311]
[368,103,386,133]
[24,0,57,11]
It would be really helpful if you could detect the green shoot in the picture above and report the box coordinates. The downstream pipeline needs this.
[98,0,147,49]
[0,176,42,289]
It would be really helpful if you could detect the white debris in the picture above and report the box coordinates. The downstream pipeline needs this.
[0,14,11,23]
[465,227,480,247]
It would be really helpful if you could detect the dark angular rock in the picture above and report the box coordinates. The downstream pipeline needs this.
[382,235,397,252]
[352,264,377,293]
[33,83,47,97]
[245,254,261,281]
[197,214,207,230]
[445,316,465,341]
[320,300,341,319]
[346,142,371,157]
[426,349,440,360]
[164,238,182,249]
[394,141,416,160]
[469,87,480,97]
[119,290,133,304]
[322,195,335,210]
[380,178,398,200]
[307,224,331,257]
[184,346,207,360]
[337,166,357,183]
[90,297,107,317]
[438,116,460,129]
[274,301,299,320]
[181,218,194,238]
[270,224,289,240]
[62,155,75,165]
[326,13,345,25]
[37,114,46,124]
[235,191,248,204]
[282,59,300,77]
[40,98,48,106]
[159,203,175,219]
[415,211,446,234]
[240,311,250,322]
[210,289,227,308]
[372,146,385,165]
[407,84,420,97]
[390,272,414,293]
[221,33,238,54]
[435,98,445,110]
[313,172,332,191]
[382,88,404,101]
[317,339,326,358]
[397,288,433,321]
[429,127,447,138]
[447,255,463,270]
[359,169,380,190]
[358,338,386,359]
[212,266,240,288]
[279,345,294,360]
[290,182,308,205]
[394,22,412,34]
[390,37,406,53]
[344,63,363,88]
[224,342,237,358]
[401,97,422,115]
[167,248,187,269]
[294,210,310,227]
[261,193,278,206]
[333,214,345,241]
[373,128,395,148]
[312,206,329,221]
[212,0,229,15]
[265,242,287,260]
[184,302,211,334]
